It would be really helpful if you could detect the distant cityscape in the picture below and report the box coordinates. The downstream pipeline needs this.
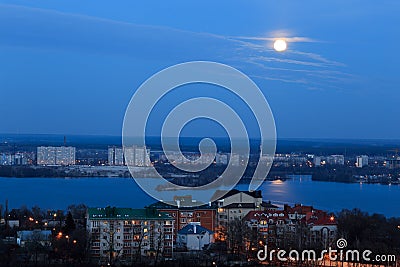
[1,140,400,185]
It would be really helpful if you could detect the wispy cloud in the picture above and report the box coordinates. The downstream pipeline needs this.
[0,4,354,91]
[233,36,319,43]
[250,56,325,67]
[251,75,309,85]
[288,50,345,67]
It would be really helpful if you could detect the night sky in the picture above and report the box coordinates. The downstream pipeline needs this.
[1,1,399,139]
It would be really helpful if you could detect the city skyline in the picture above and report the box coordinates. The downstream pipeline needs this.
[0,1,399,139]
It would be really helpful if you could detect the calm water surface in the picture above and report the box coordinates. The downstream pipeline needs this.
[1,176,398,217]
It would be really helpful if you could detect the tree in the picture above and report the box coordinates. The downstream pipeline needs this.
[227,218,252,256]
[31,205,45,221]
[64,212,76,234]
[132,223,145,264]
[337,208,400,260]
[67,204,87,227]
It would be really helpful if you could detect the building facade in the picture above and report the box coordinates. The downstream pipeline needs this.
[177,222,214,250]
[148,201,217,244]
[37,146,76,165]
[244,205,337,252]
[356,155,369,168]
[327,155,345,165]
[87,207,174,265]
[108,147,124,166]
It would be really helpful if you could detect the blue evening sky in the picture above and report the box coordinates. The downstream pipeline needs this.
[0,1,399,139]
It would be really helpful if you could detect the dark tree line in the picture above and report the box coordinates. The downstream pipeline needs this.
[337,208,400,256]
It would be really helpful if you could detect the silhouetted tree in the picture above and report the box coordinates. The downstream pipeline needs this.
[64,212,76,234]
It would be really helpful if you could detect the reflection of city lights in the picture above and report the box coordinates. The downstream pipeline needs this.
[272,179,284,185]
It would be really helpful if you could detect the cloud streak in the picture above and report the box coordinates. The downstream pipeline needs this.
[233,36,319,43]
[0,4,353,91]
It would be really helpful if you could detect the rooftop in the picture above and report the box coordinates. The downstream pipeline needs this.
[222,203,256,209]
[178,223,213,235]
[87,207,172,220]
[217,189,263,199]
[17,230,52,241]
[148,201,218,210]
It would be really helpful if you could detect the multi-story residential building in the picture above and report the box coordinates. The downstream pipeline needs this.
[284,203,314,221]
[216,190,275,222]
[230,154,240,166]
[124,146,151,167]
[356,155,369,168]
[37,146,76,165]
[244,205,337,252]
[327,155,345,165]
[87,207,174,265]
[244,210,289,249]
[107,146,152,167]
[149,190,279,243]
[386,157,400,169]
[215,190,278,241]
[108,147,124,166]
[313,156,321,167]
[147,201,217,243]
[216,153,228,165]
[307,210,337,248]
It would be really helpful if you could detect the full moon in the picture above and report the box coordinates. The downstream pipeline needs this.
[273,39,287,52]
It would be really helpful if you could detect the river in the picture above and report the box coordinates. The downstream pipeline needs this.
[1,176,398,217]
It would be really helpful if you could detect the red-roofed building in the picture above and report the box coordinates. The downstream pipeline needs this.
[306,210,337,248]
[243,205,337,252]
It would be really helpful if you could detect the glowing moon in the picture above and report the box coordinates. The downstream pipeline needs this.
[273,39,287,52]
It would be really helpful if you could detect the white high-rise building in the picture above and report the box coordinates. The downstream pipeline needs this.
[216,153,228,165]
[314,156,321,167]
[230,154,240,166]
[124,146,152,167]
[327,155,345,165]
[356,155,369,168]
[37,146,75,165]
[108,147,124,166]
[134,146,151,167]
